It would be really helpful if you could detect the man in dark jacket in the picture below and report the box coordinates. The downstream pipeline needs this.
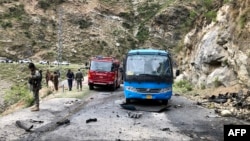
[53,71,59,92]
[66,69,74,91]
[28,63,41,111]
[75,69,84,91]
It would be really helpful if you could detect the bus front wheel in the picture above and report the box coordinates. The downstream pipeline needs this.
[89,84,94,90]
[161,100,168,105]
[126,98,131,104]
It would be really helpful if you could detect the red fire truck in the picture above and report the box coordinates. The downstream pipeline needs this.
[87,56,123,91]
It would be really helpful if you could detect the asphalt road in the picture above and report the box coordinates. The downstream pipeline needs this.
[0,85,249,141]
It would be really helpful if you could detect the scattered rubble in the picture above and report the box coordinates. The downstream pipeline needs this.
[196,90,250,121]
[64,99,81,107]
[127,112,142,119]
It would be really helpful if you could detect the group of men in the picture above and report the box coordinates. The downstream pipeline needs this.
[66,69,84,91]
[28,62,84,112]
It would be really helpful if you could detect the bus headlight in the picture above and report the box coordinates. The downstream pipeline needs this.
[159,88,172,93]
[126,86,137,92]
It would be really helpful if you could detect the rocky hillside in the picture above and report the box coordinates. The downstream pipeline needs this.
[0,0,250,90]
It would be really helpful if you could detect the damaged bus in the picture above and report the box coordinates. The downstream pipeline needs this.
[123,49,174,105]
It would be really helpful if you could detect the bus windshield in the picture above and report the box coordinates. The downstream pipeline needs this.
[126,55,172,77]
[90,61,112,72]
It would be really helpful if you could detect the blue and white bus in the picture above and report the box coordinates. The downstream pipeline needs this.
[123,49,174,105]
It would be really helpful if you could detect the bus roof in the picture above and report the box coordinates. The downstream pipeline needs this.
[127,49,169,55]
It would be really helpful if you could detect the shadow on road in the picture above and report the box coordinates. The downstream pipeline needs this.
[120,99,171,112]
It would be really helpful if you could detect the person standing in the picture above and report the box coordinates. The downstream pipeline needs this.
[45,69,51,87]
[75,69,84,91]
[66,69,74,91]
[53,71,59,92]
[28,63,41,112]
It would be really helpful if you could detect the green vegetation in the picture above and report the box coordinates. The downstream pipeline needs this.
[2,4,26,20]
[173,42,184,54]
[0,21,12,29]
[202,0,214,10]
[0,63,87,114]
[119,12,134,23]
[182,10,198,32]
[213,77,223,87]
[76,19,92,29]
[200,83,206,90]
[223,0,231,4]
[204,10,217,22]
[136,26,149,43]
[239,9,250,29]
[37,0,50,10]
[37,0,66,10]
[4,84,33,107]
[222,59,229,66]
[173,80,193,93]
[137,3,161,22]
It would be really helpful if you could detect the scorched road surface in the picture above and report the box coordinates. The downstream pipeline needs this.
[0,86,249,141]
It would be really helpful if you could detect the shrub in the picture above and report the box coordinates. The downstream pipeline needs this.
[136,26,149,43]
[37,0,51,10]
[77,19,92,29]
[204,10,217,22]
[239,9,249,29]
[200,83,206,90]
[1,21,12,29]
[38,0,66,10]
[173,80,193,93]
[213,77,223,87]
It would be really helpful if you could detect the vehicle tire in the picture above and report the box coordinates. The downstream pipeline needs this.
[117,83,120,88]
[116,80,120,88]
[162,100,168,105]
[111,83,116,91]
[89,85,94,90]
[126,98,131,104]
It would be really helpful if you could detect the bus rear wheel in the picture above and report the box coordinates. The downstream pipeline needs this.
[111,82,116,91]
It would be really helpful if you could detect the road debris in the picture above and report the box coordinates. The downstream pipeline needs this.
[56,119,70,126]
[161,128,170,131]
[29,119,44,124]
[127,112,142,119]
[64,99,80,107]
[173,104,182,108]
[86,118,97,123]
[16,120,33,132]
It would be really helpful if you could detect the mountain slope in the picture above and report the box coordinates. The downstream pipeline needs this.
[0,0,250,90]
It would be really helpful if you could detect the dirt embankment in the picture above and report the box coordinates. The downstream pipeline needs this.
[1,77,89,116]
